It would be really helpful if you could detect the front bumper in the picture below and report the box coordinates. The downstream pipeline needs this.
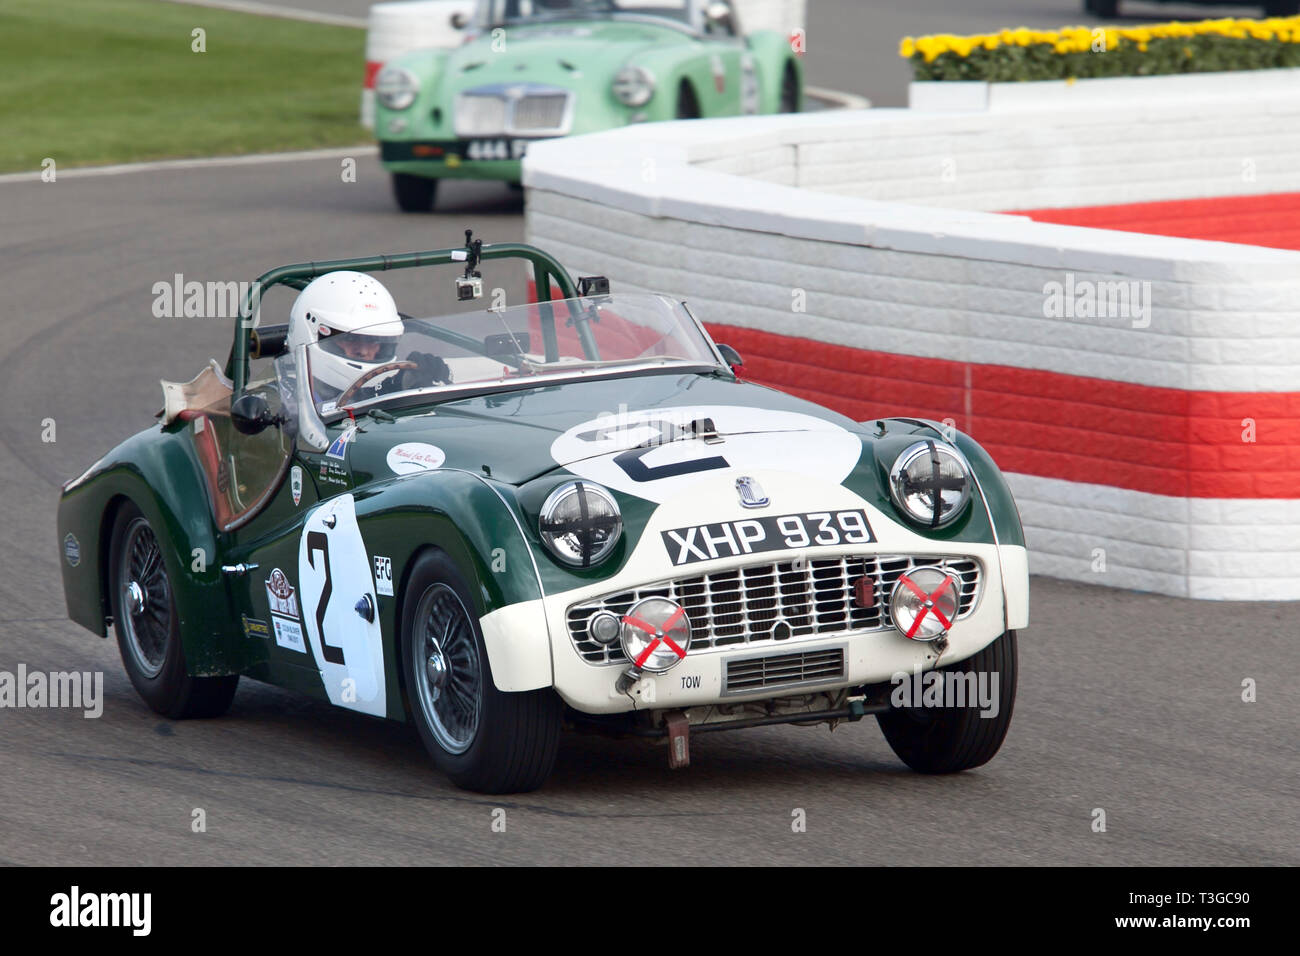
[478,469,1030,715]
[380,139,558,181]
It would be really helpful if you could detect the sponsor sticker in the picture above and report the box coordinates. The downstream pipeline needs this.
[373,556,393,597]
[386,442,446,475]
[242,615,271,640]
[273,616,306,653]
[265,568,299,617]
[661,509,875,566]
[291,465,303,506]
[318,459,350,487]
[63,533,81,568]
[325,425,357,461]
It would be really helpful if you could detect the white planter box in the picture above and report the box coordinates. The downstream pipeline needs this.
[909,67,1300,113]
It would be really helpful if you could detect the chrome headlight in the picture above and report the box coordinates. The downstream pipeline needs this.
[375,67,419,110]
[889,440,972,528]
[539,481,622,567]
[612,66,655,107]
[620,597,690,673]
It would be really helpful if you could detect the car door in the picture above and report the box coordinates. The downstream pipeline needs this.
[218,360,388,717]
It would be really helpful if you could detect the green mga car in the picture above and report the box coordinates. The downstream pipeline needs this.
[57,236,1028,793]
[373,0,803,211]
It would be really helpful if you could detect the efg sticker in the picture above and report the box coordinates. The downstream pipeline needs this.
[326,425,357,461]
[265,569,298,617]
[373,556,393,597]
[63,533,81,568]
[387,442,446,475]
[273,616,306,653]
[242,615,271,640]
[291,465,303,506]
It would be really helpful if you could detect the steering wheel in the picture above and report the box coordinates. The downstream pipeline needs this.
[335,361,418,407]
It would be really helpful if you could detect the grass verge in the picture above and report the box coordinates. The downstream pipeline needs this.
[0,0,368,173]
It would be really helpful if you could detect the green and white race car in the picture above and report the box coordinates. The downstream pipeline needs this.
[57,236,1027,793]
[373,0,802,210]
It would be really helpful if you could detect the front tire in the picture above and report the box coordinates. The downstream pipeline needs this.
[876,630,1017,773]
[391,172,437,212]
[779,63,799,113]
[108,503,239,719]
[675,82,701,120]
[401,550,561,793]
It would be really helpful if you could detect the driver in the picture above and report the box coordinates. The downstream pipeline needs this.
[286,271,451,406]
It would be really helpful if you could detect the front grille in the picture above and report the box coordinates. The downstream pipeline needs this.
[454,86,571,136]
[724,647,846,695]
[454,93,509,136]
[511,93,568,131]
[567,554,982,665]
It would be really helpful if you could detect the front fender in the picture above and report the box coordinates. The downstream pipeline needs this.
[745,29,801,113]
[869,418,1029,632]
[352,468,553,695]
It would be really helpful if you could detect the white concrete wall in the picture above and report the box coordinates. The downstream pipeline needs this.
[696,70,1300,210]
[522,82,1300,600]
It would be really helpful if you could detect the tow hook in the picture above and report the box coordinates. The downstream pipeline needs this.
[664,710,690,769]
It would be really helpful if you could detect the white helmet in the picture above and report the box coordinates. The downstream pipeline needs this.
[288,271,405,401]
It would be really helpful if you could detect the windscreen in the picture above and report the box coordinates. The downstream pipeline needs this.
[302,293,721,415]
[476,0,692,27]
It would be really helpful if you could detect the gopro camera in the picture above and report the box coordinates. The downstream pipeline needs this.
[456,274,483,301]
[577,275,610,297]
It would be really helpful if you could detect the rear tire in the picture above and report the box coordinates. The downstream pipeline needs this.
[401,550,561,793]
[876,630,1017,773]
[1084,0,1119,16]
[1264,1,1299,16]
[391,173,437,212]
[108,502,239,719]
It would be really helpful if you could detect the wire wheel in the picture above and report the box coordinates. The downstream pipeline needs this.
[411,583,482,754]
[117,517,171,678]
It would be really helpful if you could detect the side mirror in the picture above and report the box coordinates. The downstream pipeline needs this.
[231,393,275,436]
[450,11,467,29]
[716,343,743,371]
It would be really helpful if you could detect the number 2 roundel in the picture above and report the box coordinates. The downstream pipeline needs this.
[549,405,862,504]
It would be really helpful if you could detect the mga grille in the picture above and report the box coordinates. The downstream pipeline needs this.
[453,87,571,137]
[566,554,981,665]
[723,647,846,695]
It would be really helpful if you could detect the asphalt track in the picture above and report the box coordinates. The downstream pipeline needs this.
[0,1,1296,867]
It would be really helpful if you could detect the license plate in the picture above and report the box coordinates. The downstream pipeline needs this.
[661,509,875,566]
[465,138,529,161]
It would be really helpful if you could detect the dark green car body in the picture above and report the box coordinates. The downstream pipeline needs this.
[57,241,1028,742]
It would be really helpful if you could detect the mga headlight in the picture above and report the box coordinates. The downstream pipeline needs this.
[375,67,419,110]
[889,440,972,528]
[539,481,622,567]
[612,66,655,107]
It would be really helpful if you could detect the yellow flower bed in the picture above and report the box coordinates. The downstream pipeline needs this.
[901,16,1300,81]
